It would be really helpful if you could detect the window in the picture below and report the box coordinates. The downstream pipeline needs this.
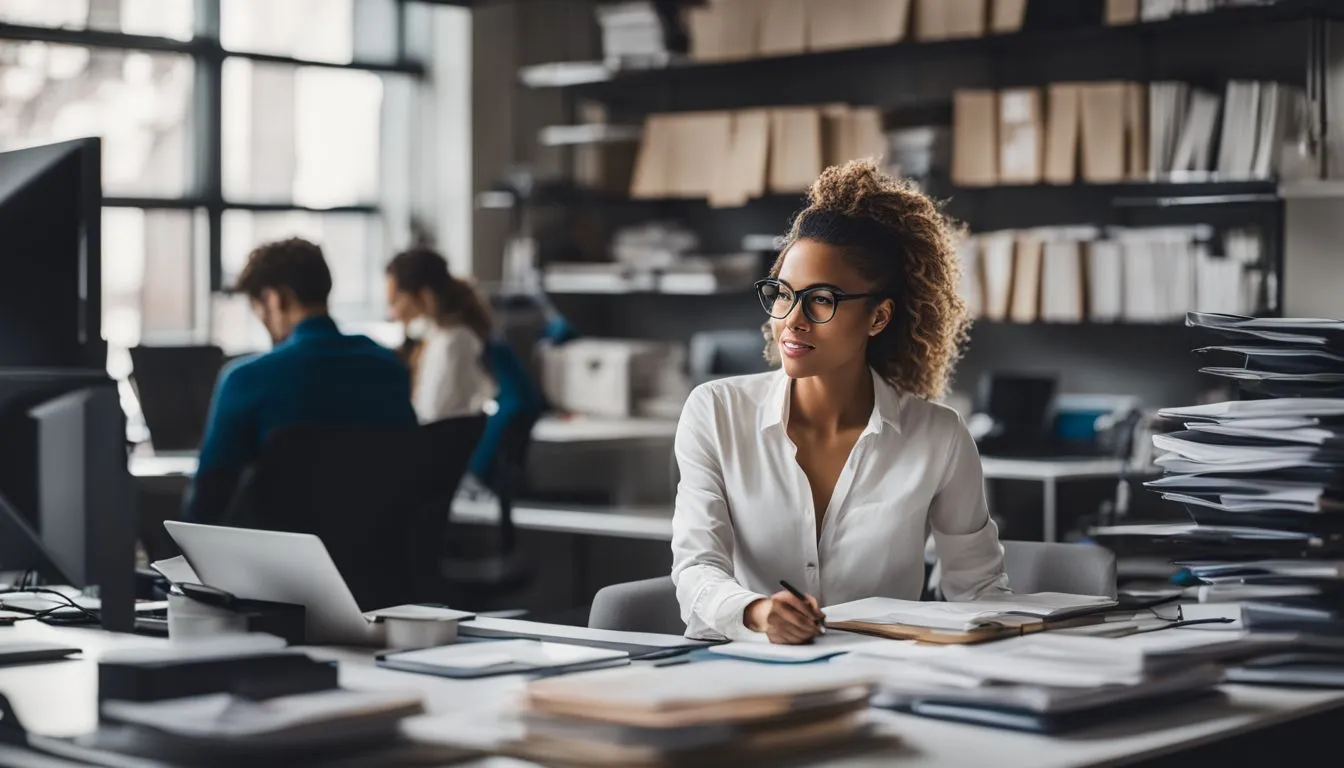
[0,41,193,196]
[0,0,427,376]
[219,0,399,64]
[222,60,384,207]
[0,0,194,40]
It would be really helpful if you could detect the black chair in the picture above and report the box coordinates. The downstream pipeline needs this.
[441,410,538,610]
[224,416,485,611]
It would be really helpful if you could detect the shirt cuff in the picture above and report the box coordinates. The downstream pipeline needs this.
[934,524,1010,600]
[703,584,768,642]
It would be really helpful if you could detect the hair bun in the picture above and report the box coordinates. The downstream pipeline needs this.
[806,159,890,216]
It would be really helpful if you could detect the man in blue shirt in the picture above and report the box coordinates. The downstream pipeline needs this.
[184,237,417,523]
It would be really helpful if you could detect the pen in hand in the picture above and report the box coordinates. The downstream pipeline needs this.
[779,579,826,635]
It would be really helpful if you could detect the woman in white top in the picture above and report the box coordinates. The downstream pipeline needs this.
[672,160,1009,644]
[385,248,497,421]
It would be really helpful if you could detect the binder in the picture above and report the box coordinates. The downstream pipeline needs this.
[1040,239,1085,323]
[953,90,999,186]
[991,0,1028,33]
[711,110,771,207]
[916,0,987,40]
[980,232,1017,320]
[1010,234,1044,323]
[957,235,984,317]
[1125,82,1149,179]
[1086,240,1124,322]
[1106,0,1140,24]
[999,88,1044,184]
[759,0,807,56]
[1044,83,1082,184]
[1171,88,1221,173]
[1080,83,1127,183]
[686,0,758,61]
[768,107,824,193]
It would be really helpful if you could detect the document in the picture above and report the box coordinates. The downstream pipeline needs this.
[706,632,880,663]
[1158,398,1344,422]
[102,689,424,740]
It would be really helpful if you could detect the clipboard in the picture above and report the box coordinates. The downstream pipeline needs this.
[828,613,1107,645]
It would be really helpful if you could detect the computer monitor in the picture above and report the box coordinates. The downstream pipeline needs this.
[0,371,136,632]
[129,345,227,452]
[0,138,104,369]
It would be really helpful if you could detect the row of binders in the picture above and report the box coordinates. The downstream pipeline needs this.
[954,79,1311,187]
[1094,312,1344,685]
[687,0,1028,62]
[630,105,884,205]
[957,226,1267,324]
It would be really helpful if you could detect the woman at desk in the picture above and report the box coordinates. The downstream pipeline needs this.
[671,161,1008,644]
[386,248,498,421]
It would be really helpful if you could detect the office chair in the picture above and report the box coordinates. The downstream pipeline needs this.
[442,411,538,611]
[224,420,483,611]
[588,541,1118,634]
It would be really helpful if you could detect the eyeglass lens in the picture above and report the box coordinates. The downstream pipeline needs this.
[757,282,838,324]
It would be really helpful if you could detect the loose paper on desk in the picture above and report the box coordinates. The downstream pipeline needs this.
[823,593,1116,632]
[705,631,881,663]
[390,639,626,671]
[149,555,200,586]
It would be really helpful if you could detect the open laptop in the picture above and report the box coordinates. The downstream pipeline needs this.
[164,521,457,646]
[129,346,226,452]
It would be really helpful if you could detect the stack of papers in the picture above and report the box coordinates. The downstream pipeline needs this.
[836,630,1266,732]
[503,661,887,764]
[378,639,630,679]
[1095,312,1344,681]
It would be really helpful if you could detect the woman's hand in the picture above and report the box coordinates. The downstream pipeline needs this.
[744,590,825,644]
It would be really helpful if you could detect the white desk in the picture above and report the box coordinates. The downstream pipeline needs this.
[129,442,1127,543]
[2,620,1342,767]
[454,498,674,541]
[979,457,1127,543]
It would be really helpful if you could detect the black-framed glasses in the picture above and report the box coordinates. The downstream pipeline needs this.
[754,278,874,325]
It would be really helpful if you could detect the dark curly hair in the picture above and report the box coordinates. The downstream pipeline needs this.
[765,160,970,400]
[234,237,332,307]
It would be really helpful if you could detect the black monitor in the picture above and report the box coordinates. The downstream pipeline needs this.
[0,138,104,369]
[0,370,136,632]
[129,345,227,452]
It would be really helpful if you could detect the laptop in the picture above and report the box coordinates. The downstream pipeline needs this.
[164,522,400,646]
[129,346,226,452]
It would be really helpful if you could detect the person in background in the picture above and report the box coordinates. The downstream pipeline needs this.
[184,238,417,523]
[671,160,1009,644]
[386,248,498,421]
[386,248,543,488]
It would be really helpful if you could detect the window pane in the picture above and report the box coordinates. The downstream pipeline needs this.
[220,0,398,64]
[222,59,383,206]
[0,0,193,40]
[220,209,385,312]
[103,207,205,439]
[0,42,193,196]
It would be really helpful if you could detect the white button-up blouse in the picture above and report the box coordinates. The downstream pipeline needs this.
[670,369,1009,640]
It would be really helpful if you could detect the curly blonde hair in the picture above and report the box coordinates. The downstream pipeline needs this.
[764,160,970,400]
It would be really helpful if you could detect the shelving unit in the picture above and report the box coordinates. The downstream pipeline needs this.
[502,0,1341,411]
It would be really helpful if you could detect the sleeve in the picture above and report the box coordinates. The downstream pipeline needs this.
[183,362,258,524]
[927,410,1011,600]
[669,385,767,641]
[413,330,484,423]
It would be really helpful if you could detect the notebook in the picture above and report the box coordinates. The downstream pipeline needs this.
[378,639,629,679]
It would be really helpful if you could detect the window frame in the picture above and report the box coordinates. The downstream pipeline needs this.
[0,0,426,296]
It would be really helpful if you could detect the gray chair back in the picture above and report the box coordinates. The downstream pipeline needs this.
[1001,540,1117,598]
[587,541,1117,634]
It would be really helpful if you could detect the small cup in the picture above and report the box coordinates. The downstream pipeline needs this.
[383,617,460,650]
